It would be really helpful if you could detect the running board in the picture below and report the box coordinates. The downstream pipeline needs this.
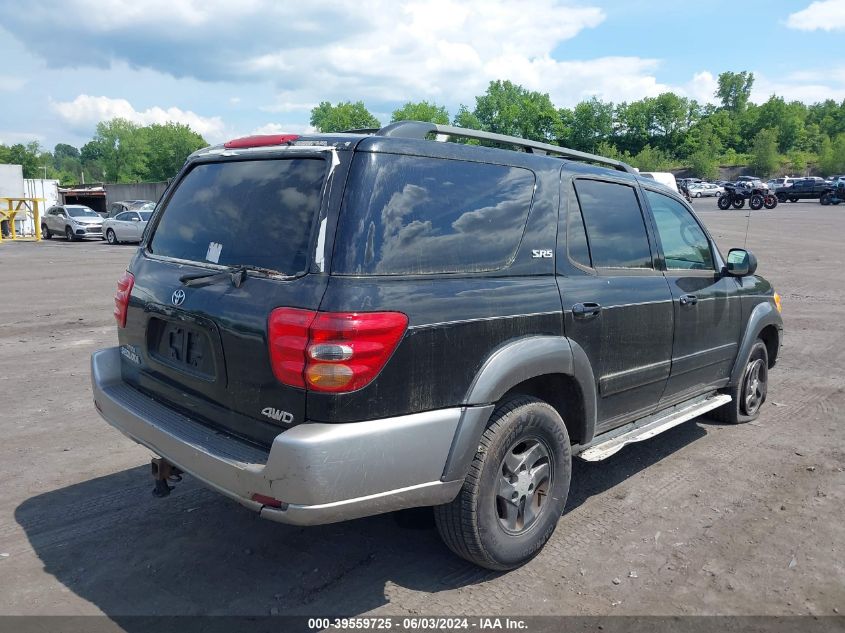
[577,393,732,461]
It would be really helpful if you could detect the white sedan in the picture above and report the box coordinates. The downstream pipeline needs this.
[688,182,724,198]
[102,209,153,244]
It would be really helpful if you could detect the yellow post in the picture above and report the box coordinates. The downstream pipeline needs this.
[34,199,41,241]
[9,201,18,240]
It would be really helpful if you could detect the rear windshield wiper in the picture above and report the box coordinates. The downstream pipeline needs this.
[179,265,277,288]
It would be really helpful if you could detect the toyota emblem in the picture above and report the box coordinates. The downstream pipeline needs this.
[171,289,186,306]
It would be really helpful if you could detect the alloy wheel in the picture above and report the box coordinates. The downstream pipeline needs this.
[496,437,552,534]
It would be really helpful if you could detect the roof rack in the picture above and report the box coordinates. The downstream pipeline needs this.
[374,120,636,174]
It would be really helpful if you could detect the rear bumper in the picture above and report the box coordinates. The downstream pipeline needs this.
[91,347,467,525]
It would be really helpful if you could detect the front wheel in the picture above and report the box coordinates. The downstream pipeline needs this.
[64,226,75,241]
[789,197,799,203]
[749,194,764,210]
[695,192,702,198]
[717,195,732,210]
[106,229,119,244]
[712,339,769,424]
[434,396,571,570]
[820,193,831,206]
[732,198,746,209]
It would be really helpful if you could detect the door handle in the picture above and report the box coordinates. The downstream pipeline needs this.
[679,294,698,306]
[572,302,602,319]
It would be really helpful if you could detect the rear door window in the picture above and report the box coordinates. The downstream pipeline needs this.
[573,179,653,269]
[148,159,325,275]
[333,154,535,275]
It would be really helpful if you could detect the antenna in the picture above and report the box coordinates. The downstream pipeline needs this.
[743,209,752,248]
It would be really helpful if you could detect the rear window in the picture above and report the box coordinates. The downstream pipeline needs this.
[333,154,535,275]
[148,159,325,275]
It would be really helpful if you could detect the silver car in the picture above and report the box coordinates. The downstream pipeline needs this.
[41,204,104,241]
[688,182,724,197]
[102,209,153,244]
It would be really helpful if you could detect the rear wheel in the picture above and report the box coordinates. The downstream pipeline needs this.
[790,197,799,203]
[712,339,769,424]
[749,194,764,210]
[732,198,746,209]
[764,194,778,209]
[820,193,831,206]
[41,224,51,239]
[64,226,75,241]
[717,195,732,210]
[434,396,571,570]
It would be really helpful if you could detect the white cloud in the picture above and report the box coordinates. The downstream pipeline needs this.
[681,71,720,105]
[786,0,845,31]
[751,71,845,103]
[251,122,318,136]
[51,95,226,141]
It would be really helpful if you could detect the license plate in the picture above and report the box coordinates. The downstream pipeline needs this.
[149,319,215,378]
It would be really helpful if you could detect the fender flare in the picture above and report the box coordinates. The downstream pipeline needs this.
[729,301,783,385]
[441,336,597,481]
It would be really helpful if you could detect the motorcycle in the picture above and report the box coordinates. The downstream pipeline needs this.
[820,184,844,206]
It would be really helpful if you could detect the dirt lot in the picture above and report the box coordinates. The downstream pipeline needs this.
[0,199,843,619]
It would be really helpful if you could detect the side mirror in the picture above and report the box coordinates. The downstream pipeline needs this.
[725,248,757,277]
[131,217,141,222]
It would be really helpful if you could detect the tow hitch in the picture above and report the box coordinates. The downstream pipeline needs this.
[151,457,183,498]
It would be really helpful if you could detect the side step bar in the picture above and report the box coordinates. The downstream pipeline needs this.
[577,393,732,461]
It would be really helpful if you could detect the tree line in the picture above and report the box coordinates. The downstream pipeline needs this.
[0,119,207,184]
[2,71,844,184]
[310,72,845,179]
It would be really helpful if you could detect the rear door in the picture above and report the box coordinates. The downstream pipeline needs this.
[119,154,342,446]
[559,173,675,432]
[642,187,741,402]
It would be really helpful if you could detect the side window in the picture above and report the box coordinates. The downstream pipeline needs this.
[115,212,132,221]
[567,203,591,268]
[334,154,535,275]
[645,189,715,271]
[573,179,653,269]
[57,208,66,217]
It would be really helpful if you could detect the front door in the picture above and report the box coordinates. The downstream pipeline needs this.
[642,188,742,402]
[558,174,675,432]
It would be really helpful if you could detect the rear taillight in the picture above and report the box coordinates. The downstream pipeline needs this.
[114,271,134,328]
[268,308,408,393]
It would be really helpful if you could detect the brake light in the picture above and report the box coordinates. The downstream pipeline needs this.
[223,134,299,149]
[267,308,408,392]
[114,271,134,328]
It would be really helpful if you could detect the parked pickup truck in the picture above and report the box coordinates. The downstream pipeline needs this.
[776,177,828,202]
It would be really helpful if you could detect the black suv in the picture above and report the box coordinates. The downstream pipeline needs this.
[91,121,783,570]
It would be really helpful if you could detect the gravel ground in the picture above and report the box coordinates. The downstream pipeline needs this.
[0,199,842,619]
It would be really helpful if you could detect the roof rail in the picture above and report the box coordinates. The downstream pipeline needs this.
[375,120,636,174]
[341,127,381,134]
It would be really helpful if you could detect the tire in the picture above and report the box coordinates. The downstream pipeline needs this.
[711,339,769,424]
[764,194,778,209]
[749,194,764,210]
[790,197,799,203]
[820,193,831,206]
[41,224,51,239]
[732,198,746,209]
[776,193,787,203]
[717,195,732,210]
[64,226,75,241]
[434,396,572,570]
[695,192,702,198]
[106,229,118,244]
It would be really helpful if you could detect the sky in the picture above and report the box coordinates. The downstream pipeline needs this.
[0,0,844,150]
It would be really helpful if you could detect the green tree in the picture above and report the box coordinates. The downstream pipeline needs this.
[141,122,206,181]
[91,118,148,182]
[391,101,450,125]
[750,128,781,177]
[819,133,845,175]
[471,80,559,141]
[0,141,42,178]
[310,101,380,132]
[716,71,754,112]
[629,145,671,172]
[569,97,614,153]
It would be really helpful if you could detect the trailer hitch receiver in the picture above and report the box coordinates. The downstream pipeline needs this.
[151,457,183,498]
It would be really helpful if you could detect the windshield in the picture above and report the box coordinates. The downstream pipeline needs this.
[139,211,153,221]
[148,158,326,275]
[67,207,99,218]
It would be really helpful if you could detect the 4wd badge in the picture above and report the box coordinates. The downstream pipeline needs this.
[261,407,294,424]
